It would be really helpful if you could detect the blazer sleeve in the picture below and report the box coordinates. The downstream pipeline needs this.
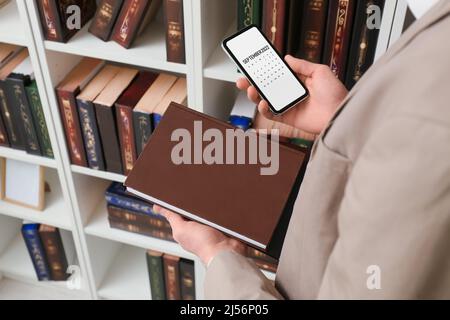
[204,250,284,300]
[317,115,450,299]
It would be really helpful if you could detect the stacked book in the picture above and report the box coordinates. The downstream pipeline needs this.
[21,222,75,281]
[0,45,54,157]
[56,58,187,174]
[36,0,186,63]
[146,250,196,300]
[238,0,386,89]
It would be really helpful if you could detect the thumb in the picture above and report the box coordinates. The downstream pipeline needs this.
[285,55,317,78]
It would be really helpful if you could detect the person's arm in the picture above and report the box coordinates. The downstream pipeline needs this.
[317,115,450,299]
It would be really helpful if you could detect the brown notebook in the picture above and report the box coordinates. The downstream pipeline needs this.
[125,103,307,256]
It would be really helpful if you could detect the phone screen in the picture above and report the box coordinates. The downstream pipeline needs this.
[223,26,308,114]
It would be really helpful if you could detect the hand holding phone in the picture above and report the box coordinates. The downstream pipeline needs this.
[222,25,309,115]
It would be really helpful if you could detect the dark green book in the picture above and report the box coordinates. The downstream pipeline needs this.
[25,80,54,158]
[146,250,166,300]
[180,259,196,300]
[237,0,263,30]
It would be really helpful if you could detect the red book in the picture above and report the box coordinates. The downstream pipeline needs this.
[322,0,356,80]
[116,71,158,174]
[163,254,181,300]
[262,0,288,54]
[164,0,186,64]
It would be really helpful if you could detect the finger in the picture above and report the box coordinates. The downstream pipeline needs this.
[285,55,317,78]
[236,77,250,90]
[247,86,261,104]
[257,100,275,121]
[155,206,186,227]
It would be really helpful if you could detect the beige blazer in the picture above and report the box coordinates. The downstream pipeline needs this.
[204,0,450,299]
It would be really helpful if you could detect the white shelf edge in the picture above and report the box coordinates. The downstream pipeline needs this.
[0,146,57,168]
[0,1,28,46]
[71,165,126,183]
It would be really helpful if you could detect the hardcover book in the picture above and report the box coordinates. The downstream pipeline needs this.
[0,49,28,150]
[262,0,288,54]
[163,254,181,300]
[39,225,69,281]
[125,103,308,258]
[107,205,171,230]
[164,0,186,63]
[322,0,356,80]
[77,65,121,170]
[25,80,54,158]
[94,67,138,174]
[108,217,174,241]
[179,259,195,300]
[37,0,97,42]
[152,77,187,128]
[0,113,8,147]
[116,71,158,174]
[89,0,124,41]
[111,0,162,48]
[345,0,385,89]
[133,74,178,156]
[21,222,51,281]
[56,58,104,167]
[146,250,166,300]
[237,0,263,30]
[295,0,329,63]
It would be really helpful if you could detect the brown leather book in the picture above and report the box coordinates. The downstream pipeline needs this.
[56,58,104,167]
[262,0,288,54]
[38,225,69,281]
[111,0,162,48]
[296,0,329,63]
[108,217,174,241]
[89,0,124,41]
[322,0,356,80]
[107,205,171,229]
[116,71,158,174]
[163,254,181,300]
[94,67,139,174]
[164,0,186,64]
[125,103,308,257]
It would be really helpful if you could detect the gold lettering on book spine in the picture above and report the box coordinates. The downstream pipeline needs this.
[270,0,278,43]
[243,0,254,27]
[79,107,99,168]
[30,90,53,157]
[138,115,149,152]
[330,0,350,76]
[119,0,139,41]
[97,2,114,29]
[62,97,82,162]
[15,85,38,151]
[0,88,17,142]
[353,0,373,82]
[120,109,134,171]
[304,0,326,60]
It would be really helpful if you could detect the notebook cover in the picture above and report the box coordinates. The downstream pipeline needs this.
[125,103,307,254]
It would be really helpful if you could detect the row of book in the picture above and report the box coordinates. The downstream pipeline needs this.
[0,44,54,157]
[21,222,73,281]
[105,181,279,273]
[238,0,386,89]
[146,250,195,300]
[56,58,187,175]
[37,0,186,63]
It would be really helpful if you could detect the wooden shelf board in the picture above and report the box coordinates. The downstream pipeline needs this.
[97,245,151,300]
[0,146,57,168]
[44,19,187,74]
[71,165,126,183]
[0,1,27,46]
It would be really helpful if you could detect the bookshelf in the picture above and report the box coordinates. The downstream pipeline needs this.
[0,0,409,300]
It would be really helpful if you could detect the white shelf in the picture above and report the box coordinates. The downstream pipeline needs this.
[0,146,57,168]
[85,201,196,260]
[97,245,151,300]
[0,1,27,46]
[44,19,187,75]
[71,165,126,183]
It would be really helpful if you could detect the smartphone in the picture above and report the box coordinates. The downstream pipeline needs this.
[222,25,309,115]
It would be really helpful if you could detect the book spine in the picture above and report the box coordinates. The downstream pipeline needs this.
[152,113,163,129]
[36,0,64,42]
[95,103,123,174]
[133,110,153,157]
[107,205,171,229]
[21,225,51,281]
[146,252,167,300]
[179,259,195,300]
[0,81,22,148]
[322,0,356,80]
[25,81,54,158]
[163,255,181,300]
[7,77,41,155]
[116,105,137,174]
[105,191,160,218]
[57,0,98,43]
[345,0,385,89]
[89,0,124,41]
[57,89,87,166]
[296,0,329,62]
[164,0,186,63]
[77,100,105,171]
[285,0,304,57]
[0,112,9,147]
[111,0,151,48]
[262,0,288,54]
[108,217,175,242]
[39,228,69,281]
[237,0,263,30]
